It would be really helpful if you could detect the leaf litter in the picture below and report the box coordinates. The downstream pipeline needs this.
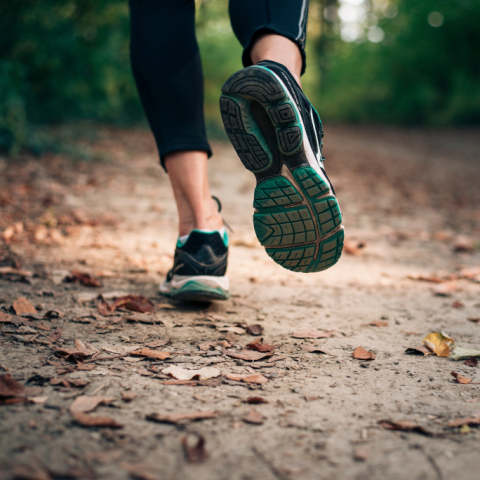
[451,372,472,384]
[13,297,37,315]
[247,338,278,352]
[352,347,376,360]
[162,366,221,381]
[147,411,217,424]
[182,434,208,463]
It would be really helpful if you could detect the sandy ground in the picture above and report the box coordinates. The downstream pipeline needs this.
[1,125,480,480]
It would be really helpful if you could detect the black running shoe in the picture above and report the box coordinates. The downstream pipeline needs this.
[159,230,229,301]
[220,60,344,273]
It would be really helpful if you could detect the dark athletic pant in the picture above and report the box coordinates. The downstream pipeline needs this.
[129,0,309,167]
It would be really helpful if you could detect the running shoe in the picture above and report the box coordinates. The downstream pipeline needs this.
[159,229,229,301]
[220,60,344,273]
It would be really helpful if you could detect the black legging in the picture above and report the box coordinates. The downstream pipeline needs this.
[129,0,309,166]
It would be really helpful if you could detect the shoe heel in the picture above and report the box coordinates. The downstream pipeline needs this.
[220,67,304,172]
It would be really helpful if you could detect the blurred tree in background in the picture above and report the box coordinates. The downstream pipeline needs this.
[0,0,479,155]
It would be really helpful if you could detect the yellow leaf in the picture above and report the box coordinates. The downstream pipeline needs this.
[422,331,454,357]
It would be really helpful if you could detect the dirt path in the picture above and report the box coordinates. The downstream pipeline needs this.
[1,125,480,480]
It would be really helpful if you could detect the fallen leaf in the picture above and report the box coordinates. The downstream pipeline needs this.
[267,354,287,363]
[55,347,95,362]
[161,380,198,386]
[226,350,273,361]
[162,366,221,381]
[112,295,155,313]
[408,274,443,283]
[65,271,102,288]
[467,318,480,324]
[301,346,334,355]
[126,314,162,325]
[343,239,366,255]
[405,346,433,356]
[451,346,480,361]
[13,297,37,315]
[367,321,389,327]
[147,340,169,349]
[422,331,454,357]
[451,300,464,309]
[448,417,480,428]
[247,338,278,352]
[70,395,115,413]
[11,464,51,480]
[97,296,114,316]
[72,411,123,428]
[0,266,33,277]
[246,324,264,336]
[198,341,217,351]
[453,238,474,253]
[0,374,25,398]
[378,420,432,436]
[291,329,337,339]
[433,282,457,297]
[129,348,170,361]
[217,326,246,335]
[182,434,208,463]
[352,347,376,360]
[244,396,268,404]
[243,408,265,425]
[353,446,369,462]
[120,463,160,480]
[47,327,63,343]
[465,358,478,367]
[451,371,472,384]
[147,411,217,424]
[225,373,268,384]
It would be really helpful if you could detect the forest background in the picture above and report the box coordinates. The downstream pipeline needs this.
[1,0,479,156]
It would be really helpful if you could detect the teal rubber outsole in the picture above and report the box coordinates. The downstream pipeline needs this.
[161,281,230,302]
[220,66,344,273]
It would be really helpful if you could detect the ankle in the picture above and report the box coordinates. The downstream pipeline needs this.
[177,198,223,236]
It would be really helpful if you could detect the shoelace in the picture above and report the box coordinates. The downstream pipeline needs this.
[211,196,234,233]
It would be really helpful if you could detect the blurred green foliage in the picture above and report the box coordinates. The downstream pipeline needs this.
[0,0,479,155]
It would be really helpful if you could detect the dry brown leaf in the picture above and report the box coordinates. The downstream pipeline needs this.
[198,341,217,351]
[97,296,114,316]
[162,366,221,381]
[243,408,265,425]
[0,374,25,398]
[465,358,478,367]
[161,380,198,386]
[368,321,389,327]
[291,329,337,339]
[433,281,457,297]
[226,350,272,361]
[451,371,472,384]
[121,391,137,402]
[70,395,115,413]
[448,417,480,428]
[13,297,37,315]
[451,300,465,309]
[244,396,268,404]
[352,347,376,360]
[343,239,366,255]
[247,338,278,352]
[467,318,480,323]
[408,274,444,283]
[378,420,432,435]
[146,340,169,349]
[405,346,434,356]
[301,346,334,355]
[47,327,63,343]
[120,463,160,480]
[55,347,95,362]
[72,411,123,428]
[0,266,33,277]
[129,348,170,360]
[112,295,155,313]
[225,373,268,384]
[422,332,454,357]
[182,434,208,464]
[353,446,369,462]
[65,271,102,288]
[267,354,287,363]
[147,411,217,424]
[246,324,264,336]
[11,464,51,480]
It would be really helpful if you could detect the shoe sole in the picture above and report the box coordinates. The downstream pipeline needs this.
[220,66,344,273]
[160,277,230,302]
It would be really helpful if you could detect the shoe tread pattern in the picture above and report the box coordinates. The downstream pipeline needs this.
[220,67,303,173]
[254,167,343,272]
